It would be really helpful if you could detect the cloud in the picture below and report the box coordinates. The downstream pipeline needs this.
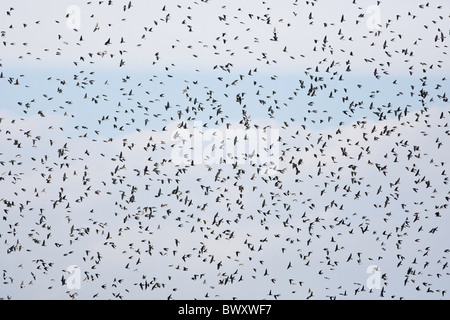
[0,105,448,299]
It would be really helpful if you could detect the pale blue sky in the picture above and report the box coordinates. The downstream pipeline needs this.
[0,0,449,300]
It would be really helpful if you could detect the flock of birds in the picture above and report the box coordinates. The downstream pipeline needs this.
[0,0,449,300]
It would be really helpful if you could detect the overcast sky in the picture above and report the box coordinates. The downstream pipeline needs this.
[0,0,449,300]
